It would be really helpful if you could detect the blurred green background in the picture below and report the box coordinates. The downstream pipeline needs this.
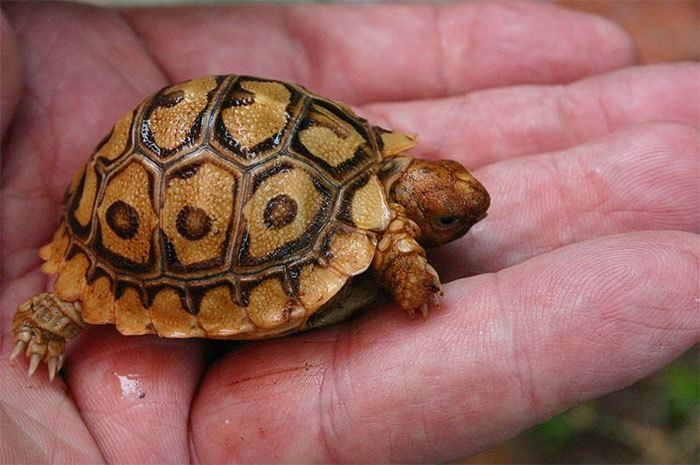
[75,0,700,462]
[462,346,698,463]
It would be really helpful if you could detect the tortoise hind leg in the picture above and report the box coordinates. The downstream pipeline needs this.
[10,293,86,381]
[373,203,442,318]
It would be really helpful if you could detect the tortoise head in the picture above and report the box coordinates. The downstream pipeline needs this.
[385,158,490,247]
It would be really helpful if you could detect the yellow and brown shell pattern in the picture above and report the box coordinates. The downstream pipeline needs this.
[40,75,391,339]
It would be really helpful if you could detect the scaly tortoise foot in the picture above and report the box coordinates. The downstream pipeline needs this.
[11,293,85,381]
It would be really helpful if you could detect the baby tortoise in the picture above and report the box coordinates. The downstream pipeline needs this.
[11,75,490,380]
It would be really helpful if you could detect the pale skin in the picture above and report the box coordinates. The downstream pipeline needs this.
[1,2,698,463]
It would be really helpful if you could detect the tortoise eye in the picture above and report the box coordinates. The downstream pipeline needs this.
[434,216,460,228]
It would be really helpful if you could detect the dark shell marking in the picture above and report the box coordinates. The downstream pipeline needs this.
[263,194,298,229]
[176,206,212,240]
[106,201,140,239]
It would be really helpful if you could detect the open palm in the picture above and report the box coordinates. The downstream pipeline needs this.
[2,2,698,463]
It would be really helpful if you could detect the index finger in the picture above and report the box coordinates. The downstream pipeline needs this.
[122,2,638,104]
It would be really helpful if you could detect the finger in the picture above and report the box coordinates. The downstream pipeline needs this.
[64,327,210,464]
[361,63,700,168]
[431,122,699,281]
[1,12,22,139]
[2,2,166,197]
[189,231,700,463]
[1,1,167,267]
[1,277,104,463]
[1,5,210,462]
[122,2,637,104]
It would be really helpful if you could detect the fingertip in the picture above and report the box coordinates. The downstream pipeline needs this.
[540,2,641,72]
[66,326,210,464]
[190,337,336,463]
[435,1,641,91]
[583,7,641,67]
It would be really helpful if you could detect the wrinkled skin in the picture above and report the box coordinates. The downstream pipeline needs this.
[389,158,491,247]
[1,2,698,464]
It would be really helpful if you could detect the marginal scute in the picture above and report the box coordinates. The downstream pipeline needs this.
[247,278,305,329]
[54,252,89,302]
[297,262,347,310]
[325,226,376,276]
[39,225,70,274]
[82,275,115,324]
[197,286,253,337]
[377,129,417,157]
[150,288,204,337]
[115,287,154,335]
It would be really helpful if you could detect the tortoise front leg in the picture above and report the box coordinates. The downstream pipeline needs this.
[373,203,442,318]
[10,293,86,380]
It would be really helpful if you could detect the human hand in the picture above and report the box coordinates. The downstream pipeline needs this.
[2,2,698,463]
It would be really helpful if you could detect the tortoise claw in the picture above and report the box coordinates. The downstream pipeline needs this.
[10,341,26,361]
[56,354,65,373]
[47,356,58,382]
[420,303,429,320]
[28,353,41,377]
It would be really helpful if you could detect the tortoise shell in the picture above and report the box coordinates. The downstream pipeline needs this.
[39,75,403,339]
